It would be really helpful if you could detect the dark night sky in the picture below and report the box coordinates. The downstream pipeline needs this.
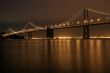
[0,0,110,31]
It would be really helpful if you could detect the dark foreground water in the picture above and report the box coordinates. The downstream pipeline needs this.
[0,39,110,73]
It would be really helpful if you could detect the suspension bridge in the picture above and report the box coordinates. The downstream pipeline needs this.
[3,8,110,39]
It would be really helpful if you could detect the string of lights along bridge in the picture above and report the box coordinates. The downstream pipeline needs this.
[3,8,110,39]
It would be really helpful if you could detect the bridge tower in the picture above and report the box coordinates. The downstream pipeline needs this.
[27,32,32,39]
[46,27,54,38]
[83,8,89,39]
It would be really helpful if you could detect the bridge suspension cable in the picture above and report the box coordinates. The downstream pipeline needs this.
[63,9,84,24]
[88,8,110,16]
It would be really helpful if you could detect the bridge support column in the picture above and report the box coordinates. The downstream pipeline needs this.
[83,8,90,39]
[83,25,89,39]
[46,27,54,38]
[27,32,32,39]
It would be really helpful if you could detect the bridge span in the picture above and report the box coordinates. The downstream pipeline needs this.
[3,8,110,39]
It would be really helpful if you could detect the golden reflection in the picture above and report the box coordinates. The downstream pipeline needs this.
[89,40,103,72]
[94,40,103,73]
[55,39,72,71]
[50,39,54,54]
[89,40,95,71]
[76,40,82,68]
[44,39,48,58]
[96,40,103,67]
[90,36,110,38]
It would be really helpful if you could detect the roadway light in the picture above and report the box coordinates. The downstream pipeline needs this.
[59,24,62,27]
[62,24,65,26]
[97,18,101,21]
[84,20,88,23]
[55,24,58,27]
[76,21,80,24]
[66,23,69,25]
[90,19,94,22]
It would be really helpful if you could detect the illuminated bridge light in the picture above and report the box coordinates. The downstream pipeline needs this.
[55,24,58,28]
[76,21,80,24]
[59,24,62,27]
[50,25,54,28]
[62,23,65,26]
[97,18,101,21]
[31,37,40,40]
[66,23,69,25]
[57,37,72,39]
[54,25,56,28]
[84,20,88,23]
[37,27,41,29]
[90,19,94,22]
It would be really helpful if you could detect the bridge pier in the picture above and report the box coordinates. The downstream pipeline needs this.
[46,27,54,38]
[83,25,89,39]
[83,8,90,39]
[27,32,32,39]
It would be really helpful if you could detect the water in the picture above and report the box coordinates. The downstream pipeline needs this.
[0,39,110,73]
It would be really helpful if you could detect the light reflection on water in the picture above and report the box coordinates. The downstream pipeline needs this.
[1,39,110,73]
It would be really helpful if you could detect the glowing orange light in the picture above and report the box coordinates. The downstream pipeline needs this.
[97,18,101,21]
[84,20,88,23]
[90,19,94,22]
[66,23,70,25]
[77,21,80,24]
[57,37,72,39]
